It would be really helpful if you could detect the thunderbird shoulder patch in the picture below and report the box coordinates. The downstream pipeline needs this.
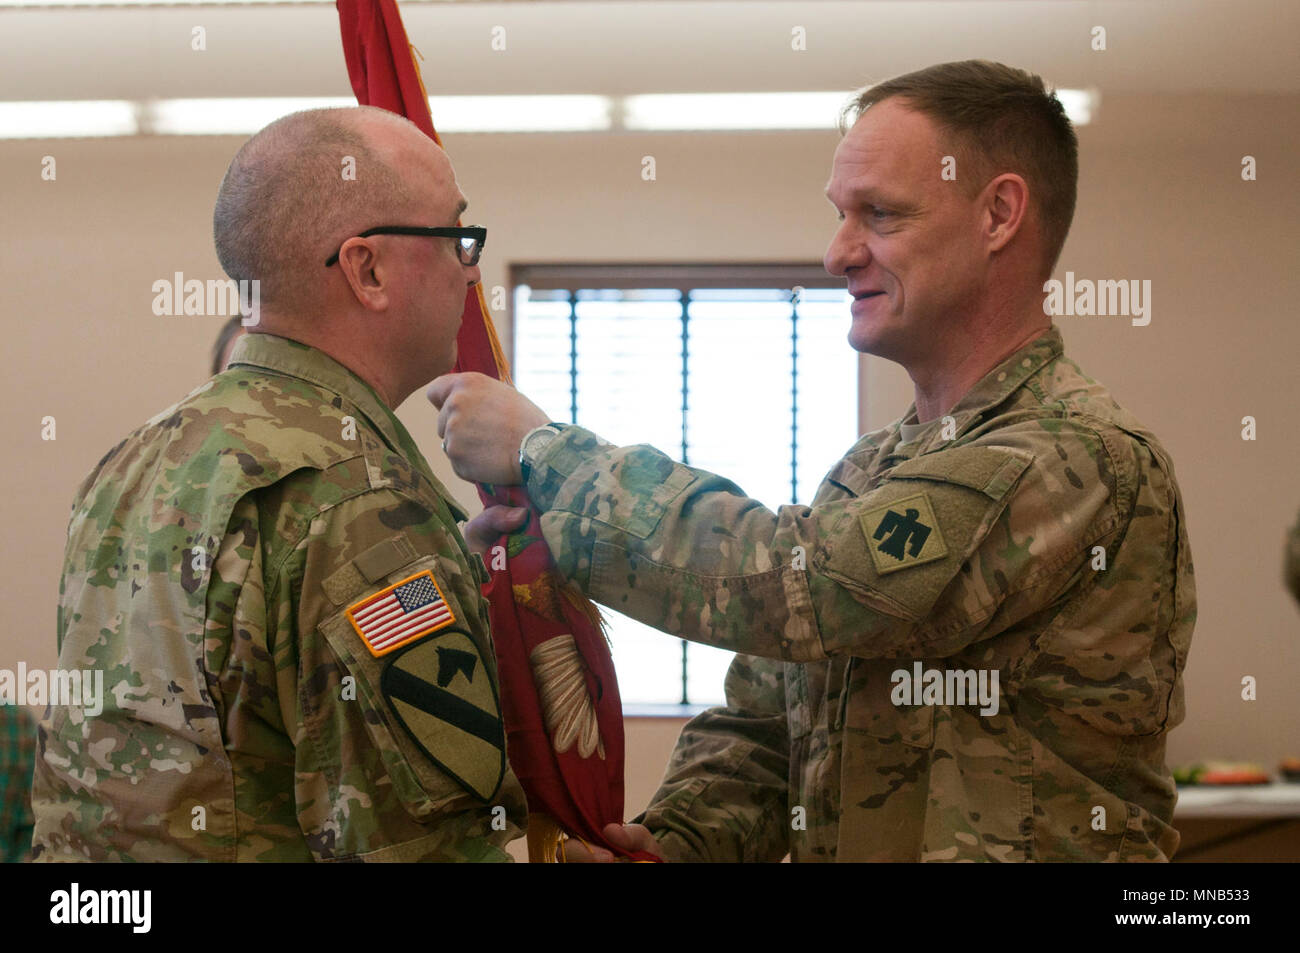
[346,569,456,657]
[859,492,949,575]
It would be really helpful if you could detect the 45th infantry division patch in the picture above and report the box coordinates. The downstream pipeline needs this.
[859,492,949,575]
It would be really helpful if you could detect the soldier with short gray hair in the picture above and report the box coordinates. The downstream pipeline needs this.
[433,60,1196,862]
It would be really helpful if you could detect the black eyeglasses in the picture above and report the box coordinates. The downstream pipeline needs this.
[324,225,487,268]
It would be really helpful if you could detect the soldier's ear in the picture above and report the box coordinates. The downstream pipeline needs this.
[982,172,1029,257]
[337,239,390,312]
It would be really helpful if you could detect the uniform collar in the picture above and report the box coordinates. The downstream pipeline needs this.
[226,332,440,492]
[884,324,1065,460]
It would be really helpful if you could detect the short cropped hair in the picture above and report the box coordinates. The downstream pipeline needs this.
[213,106,416,315]
[842,60,1079,280]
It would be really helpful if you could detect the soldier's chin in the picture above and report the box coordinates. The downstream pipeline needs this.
[431,338,457,377]
[848,317,894,358]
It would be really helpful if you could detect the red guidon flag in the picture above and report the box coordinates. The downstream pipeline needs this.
[335,0,655,862]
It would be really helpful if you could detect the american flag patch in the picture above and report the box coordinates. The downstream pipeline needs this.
[346,570,456,657]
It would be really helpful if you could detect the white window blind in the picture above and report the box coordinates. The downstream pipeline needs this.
[513,268,857,708]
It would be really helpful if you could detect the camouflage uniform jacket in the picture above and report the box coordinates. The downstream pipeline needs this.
[525,324,1196,861]
[34,332,526,861]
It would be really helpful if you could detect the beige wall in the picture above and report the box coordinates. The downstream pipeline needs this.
[3,91,1299,810]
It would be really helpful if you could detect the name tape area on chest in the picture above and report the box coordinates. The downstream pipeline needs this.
[858,491,949,575]
[346,569,457,657]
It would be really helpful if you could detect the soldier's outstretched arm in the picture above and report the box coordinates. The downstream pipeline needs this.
[522,421,1131,663]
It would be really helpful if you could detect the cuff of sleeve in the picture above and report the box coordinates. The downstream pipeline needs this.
[524,424,615,511]
[648,830,695,864]
[629,810,694,863]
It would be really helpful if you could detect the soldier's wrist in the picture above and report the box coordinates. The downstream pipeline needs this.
[518,422,568,486]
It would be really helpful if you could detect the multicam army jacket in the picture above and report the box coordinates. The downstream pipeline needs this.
[525,324,1195,861]
[33,332,526,861]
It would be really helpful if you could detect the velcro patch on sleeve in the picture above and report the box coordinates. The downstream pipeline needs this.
[346,569,456,657]
[858,491,949,575]
[381,633,505,803]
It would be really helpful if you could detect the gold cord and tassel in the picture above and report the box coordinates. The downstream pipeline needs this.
[527,813,593,863]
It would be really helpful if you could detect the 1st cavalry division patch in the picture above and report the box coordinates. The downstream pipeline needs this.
[346,569,456,657]
[346,569,505,801]
[859,492,949,575]
[381,632,506,802]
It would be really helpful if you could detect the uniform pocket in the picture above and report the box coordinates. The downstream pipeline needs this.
[844,657,936,748]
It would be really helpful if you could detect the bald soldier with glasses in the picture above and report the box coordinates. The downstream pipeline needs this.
[33,106,527,862]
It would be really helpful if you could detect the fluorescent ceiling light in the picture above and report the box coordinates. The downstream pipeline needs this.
[145,95,609,135]
[0,0,322,6]
[147,97,352,135]
[1053,88,1099,126]
[428,95,610,133]
[625,92,851,131]
[624,89,1096,131]
[0,89,1096,139]
[0,99,137,138]
[0,96,610,138]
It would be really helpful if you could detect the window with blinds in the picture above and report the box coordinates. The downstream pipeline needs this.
[511,265,858,709]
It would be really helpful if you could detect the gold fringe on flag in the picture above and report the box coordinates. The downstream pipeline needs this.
[528,812,573,863]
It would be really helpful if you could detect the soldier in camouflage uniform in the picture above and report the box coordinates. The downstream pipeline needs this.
[431,62,1196,861]
[32,106,526,861]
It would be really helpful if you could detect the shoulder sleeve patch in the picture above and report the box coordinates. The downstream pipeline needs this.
[380,634,505,803]
[859,491,949,575]
[346,569,456,657]
[817,446,1033,623]
[317,605,504,809]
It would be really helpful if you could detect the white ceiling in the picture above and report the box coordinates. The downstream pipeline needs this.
[0,0,1295,104]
